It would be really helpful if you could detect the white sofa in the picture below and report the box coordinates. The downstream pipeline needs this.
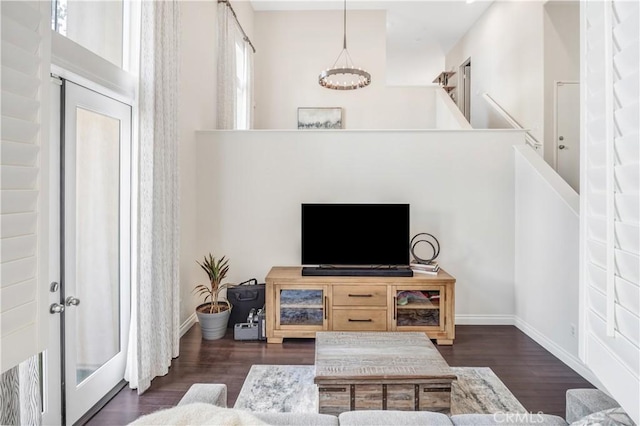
[131,384,627,426]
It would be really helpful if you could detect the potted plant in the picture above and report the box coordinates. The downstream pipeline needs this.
[194,254,233,340]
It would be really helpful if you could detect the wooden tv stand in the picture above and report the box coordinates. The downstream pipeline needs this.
[265,266,455,345]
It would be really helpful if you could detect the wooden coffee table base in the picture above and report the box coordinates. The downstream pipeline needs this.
[314,332,457,416]
[318,381,453,415]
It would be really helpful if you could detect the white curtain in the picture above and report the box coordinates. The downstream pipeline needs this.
[217,2,253,129]
[124,0,181,394]
[0,356,41,425]
[217,3,237,129]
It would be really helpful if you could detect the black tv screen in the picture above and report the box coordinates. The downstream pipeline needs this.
[301,203,410,266]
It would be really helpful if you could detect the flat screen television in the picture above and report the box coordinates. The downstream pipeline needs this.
[301,203,410,267]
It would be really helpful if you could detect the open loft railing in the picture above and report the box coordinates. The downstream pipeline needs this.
[482,93,543,153]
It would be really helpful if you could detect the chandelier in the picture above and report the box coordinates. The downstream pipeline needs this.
[318,0,371,90]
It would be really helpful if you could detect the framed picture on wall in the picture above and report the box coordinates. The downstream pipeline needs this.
[297,107,343,129]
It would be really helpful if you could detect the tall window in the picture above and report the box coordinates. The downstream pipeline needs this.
[217,2,253,129]
[235,40,250,129]
[52,0,124,68]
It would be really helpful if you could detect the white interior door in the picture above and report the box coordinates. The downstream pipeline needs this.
[458,58,471,122]
[555,82,580,193]
[42,77,63,426]
[463,62,471,122]
[62,80,131,425]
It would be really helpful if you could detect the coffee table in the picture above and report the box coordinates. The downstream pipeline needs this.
[314,331,457,415]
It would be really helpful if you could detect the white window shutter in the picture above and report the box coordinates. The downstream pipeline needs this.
[581,0,639,423]
[1,1,51,373]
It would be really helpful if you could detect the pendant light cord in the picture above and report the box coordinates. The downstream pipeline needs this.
[343,0,347,49]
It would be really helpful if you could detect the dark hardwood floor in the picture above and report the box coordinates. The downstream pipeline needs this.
[85,325,594,425]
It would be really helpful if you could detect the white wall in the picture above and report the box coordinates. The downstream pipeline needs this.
[543,1,580,165]
[253,10,437,129]
[435,88,472,130]
[178,1,218,326]
[514,145,597,382]
[445,1,545,142]
[196,130,526,320]
[386,38,444,87]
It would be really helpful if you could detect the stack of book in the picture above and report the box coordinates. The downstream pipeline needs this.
[410,261,440,275]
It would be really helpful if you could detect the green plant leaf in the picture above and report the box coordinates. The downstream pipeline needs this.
[194,253,230,310]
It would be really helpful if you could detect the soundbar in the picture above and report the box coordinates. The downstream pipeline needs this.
[302,266,414,277]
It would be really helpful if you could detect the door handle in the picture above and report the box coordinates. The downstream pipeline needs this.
[324,296,328,320]
[50,303,65,314]
[559,145,566,150]
[393,297,397,320]
[65,296,81,307]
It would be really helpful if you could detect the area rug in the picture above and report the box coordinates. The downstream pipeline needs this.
[233,365,526,415]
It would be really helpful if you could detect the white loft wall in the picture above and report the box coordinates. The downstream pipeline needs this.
[178,1,218,327]
[445,1,545,142]
[543,1,580,165]
[514,146,596,382]
[386,38,444,87]
[435,89,472,130]
[253,10,437,129]
[196,130,525,321]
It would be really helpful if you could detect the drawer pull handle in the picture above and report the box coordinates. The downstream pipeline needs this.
[348,294,373,297]
[423,387,451,392]
[348,318,373,322]
[319,387,346,392]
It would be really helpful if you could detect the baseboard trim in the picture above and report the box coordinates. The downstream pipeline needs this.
[456,314,602,387]
[180,312,198,337]
[513,317,601,387]
[455,314,515,325]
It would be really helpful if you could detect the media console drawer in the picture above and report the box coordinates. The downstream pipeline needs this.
[332,285,387,306]
[332,308,387,331]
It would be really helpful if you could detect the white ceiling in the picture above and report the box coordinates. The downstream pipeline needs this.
[249,0,494,55]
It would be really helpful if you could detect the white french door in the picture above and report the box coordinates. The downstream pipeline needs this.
[48,79,132,425]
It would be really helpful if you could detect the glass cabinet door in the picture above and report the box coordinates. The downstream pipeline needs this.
[394,287,443,329]
[277,286,326,329]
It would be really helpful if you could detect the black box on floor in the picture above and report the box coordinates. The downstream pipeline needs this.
[227,279,265,328]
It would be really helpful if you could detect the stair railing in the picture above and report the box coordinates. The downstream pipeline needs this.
[482,93,543,153]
